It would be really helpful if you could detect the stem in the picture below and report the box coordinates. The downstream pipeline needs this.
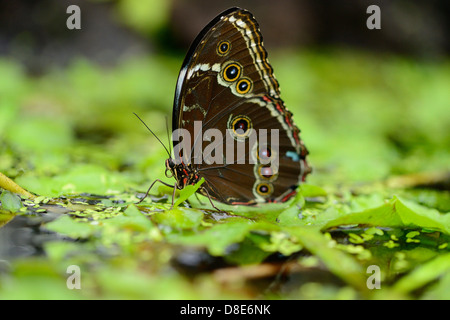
[0,172,36,199]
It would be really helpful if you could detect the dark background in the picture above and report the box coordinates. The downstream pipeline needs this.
[1,0,448,74]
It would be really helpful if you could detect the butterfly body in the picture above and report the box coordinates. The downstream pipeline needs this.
[165,158,199,189]
[167,7,311,206]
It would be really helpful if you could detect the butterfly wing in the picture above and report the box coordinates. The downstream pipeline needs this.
[172,7,310,205]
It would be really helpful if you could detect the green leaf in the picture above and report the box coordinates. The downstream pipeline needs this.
[322,196,450,234]
[106,203,155,232]
[45,215,97,239]
[300,184,328,197]
[0,190,23,212]
[173,178,204,208]
[44,241,82,261]
[258,231,303,256]
[0,259,83,300]
[277,204,306,227]
[393,252,450,295]
[224,237,273,265]
[16,164,130,197]
[394,196,450,234]
[152,207,204,230]
[286,226,367,291]
[322,201,403,230]
[166,219,278,256]
[0,212,15,228]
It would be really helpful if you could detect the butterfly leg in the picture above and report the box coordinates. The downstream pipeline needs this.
[136,179,174,204]
[169,185,177,210]
[201,187,222,212]
[194,192,205,205]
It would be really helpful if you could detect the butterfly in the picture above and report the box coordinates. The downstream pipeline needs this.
[140,7,310,208]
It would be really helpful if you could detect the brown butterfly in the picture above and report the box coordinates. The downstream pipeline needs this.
[140,7,310,208]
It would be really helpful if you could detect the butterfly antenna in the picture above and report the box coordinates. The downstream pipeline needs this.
[165,116,172,158]
[133,113,171,157]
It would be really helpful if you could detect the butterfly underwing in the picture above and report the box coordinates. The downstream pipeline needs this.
[165,7,311,205]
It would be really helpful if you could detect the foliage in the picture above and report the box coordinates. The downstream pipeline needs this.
[0,48,449,299]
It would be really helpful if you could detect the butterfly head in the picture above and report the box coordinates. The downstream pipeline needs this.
[165,158,200,189]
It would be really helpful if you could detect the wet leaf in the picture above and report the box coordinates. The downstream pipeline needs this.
[45,215,98,239]
[0,190,23,212]
[153,207,204,230]
[173,178,204,208]
[393,252,450,295]
[322,196,450,234]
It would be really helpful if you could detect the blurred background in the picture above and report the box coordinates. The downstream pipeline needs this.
[0,0,449,301]
[2,0,449,70]
[0,0,449,196]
